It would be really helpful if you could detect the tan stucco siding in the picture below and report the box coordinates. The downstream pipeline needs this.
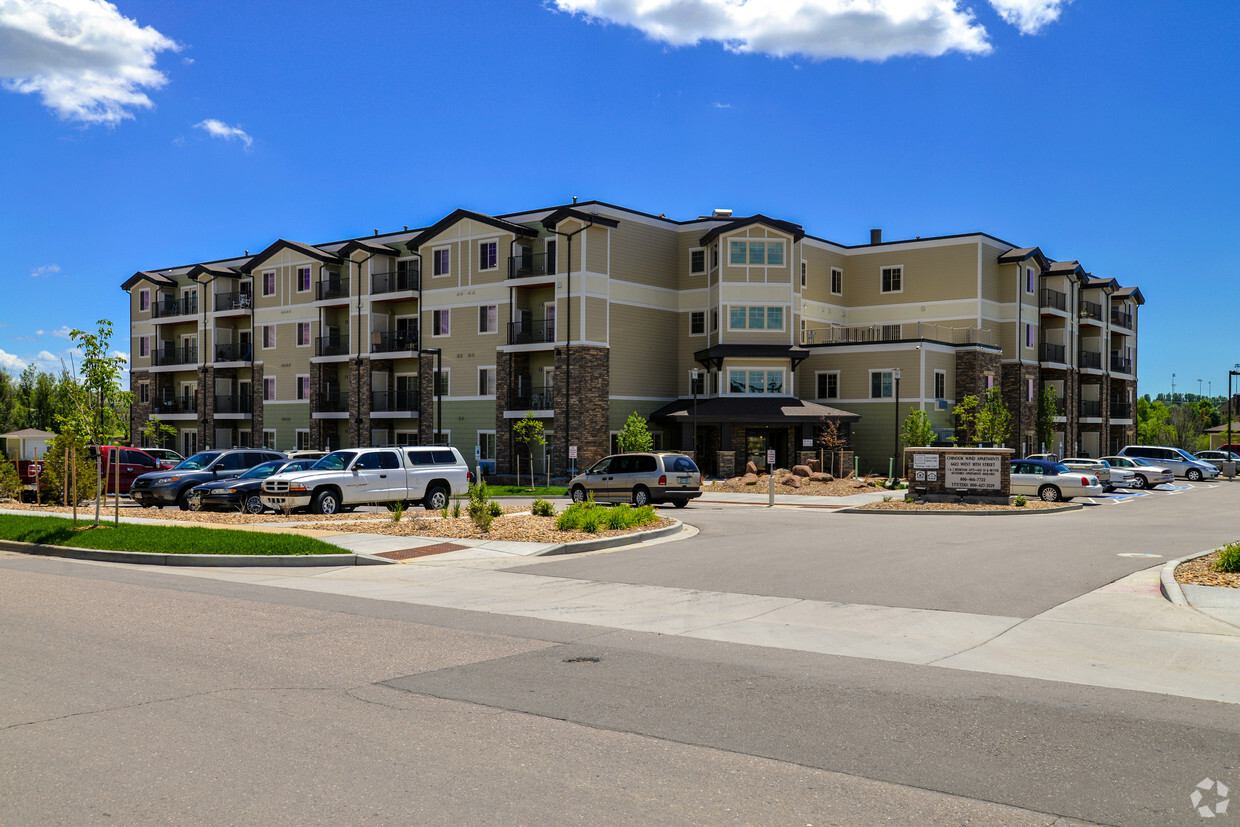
[844,241,979,307]
[609,304,678,398]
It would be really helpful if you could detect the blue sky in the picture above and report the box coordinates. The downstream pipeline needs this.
[2,0,1236,398]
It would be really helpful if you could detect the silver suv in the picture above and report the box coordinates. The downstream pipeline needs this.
[1116,445,1219,481]
[568,452,702,508]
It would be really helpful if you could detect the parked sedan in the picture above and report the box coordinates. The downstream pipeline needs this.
[1099,455,1175,489]
[1010,459,1103,502]
[129,449,287,509]
[188,458,319,513]
[1060,457,1136,492]
[1194,450,1240,474]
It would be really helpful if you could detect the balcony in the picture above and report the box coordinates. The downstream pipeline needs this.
[1111,308,1133,329]
[370,330,418,354]
[371,390,418,413]
[1080,350,1102,370]
[153,395,196,414]
[315,335,349,357]
[1054,397,1067,416]
[1039,342,1066,363]
[1080,300,1103,322]
[316,276,349,301]
[372,270,419,294]
[213,342,252,362]
[215,290,252,311]
[508,251,556,280]
[802,322,993,347]
[214,394,252,414]
[153,345,198,367]
[1039,288,1066,312]
[507,318,556,345]
[152,294,198,318]
[1110,355,1132,374]
[1080,399,1102,418]
[1111,401,1132,419]
[317,390,349,413]
[510,383,552,411]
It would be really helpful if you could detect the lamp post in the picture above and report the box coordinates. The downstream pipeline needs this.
[892,367,902,479]
[690,368,700,459]
[1229,366,1240,454]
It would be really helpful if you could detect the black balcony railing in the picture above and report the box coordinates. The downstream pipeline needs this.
[371,390,418,413]
[1110,355,1132,374]
[214,342,252,362]
[316,276,349,301]
[371,330,418,353]
[508,251,556,280]
[215,290,253,311]
[371,270,419,294]
[1111,401,1132,419]
[214,394,253,414]
[1080,399,1102,418]
[153,395,196,414]
[153,345,198,366]
[152,294,198,317]
[1039,342,1066,363]
[315,335,349,357]
[1039,288,1066,311]
[507,318,555,345]
[317,390,349,412]
[1111,309,1133,329]
[510,383,552,411]
[1081,300,1103,322]
[1080,350,1102,370]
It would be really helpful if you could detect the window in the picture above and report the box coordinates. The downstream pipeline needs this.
[433,247,450,276]
[816,372,839,400]
[881,266,902,293]
[479,305,497,334]
[264,377,276,401]
[800,261,806,288]
[434,368,449,396]
[139,383,150,403]
[546,239,557,275]
[478,367,495,397]
[690,311,705,336]
[478,431,496,461]
[139,336,149,357]
[728,239,784,266]
[831,267,843,295]
[934,370,946,399]
[264,430,277,450]
[263,325,276,349]
[297,322,310,346]
[139,289,149,311]
[1027,378,1035,403]
[1025,323,1034,348]
[985,374,996,390]
[1026,267,1035,294]
[297,266,311,292]
[296,429,309,451]
[728,369,785,395]
[297,376,309,400]
[711,246,718,268]
[263,271,276,296]
[690,249,705,275]
[432,309,449,336]
[870,370,894,399]
[727,305,785,331]
[478,241,497,271]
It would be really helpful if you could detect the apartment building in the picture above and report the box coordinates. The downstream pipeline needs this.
[124,201,1143,476]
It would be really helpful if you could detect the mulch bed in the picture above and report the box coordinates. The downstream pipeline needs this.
[1175,550,1240,589]
[705,475,888,497]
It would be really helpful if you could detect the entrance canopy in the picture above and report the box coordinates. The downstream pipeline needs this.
[648,396,859,425]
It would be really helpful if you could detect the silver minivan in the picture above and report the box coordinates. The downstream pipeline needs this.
[568,452,702,507]
[1116,445,1219,481]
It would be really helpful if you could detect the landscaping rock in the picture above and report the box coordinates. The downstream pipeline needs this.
[782,475,803,489]
[739,473,759,484]
[792,465,812,478]
[809,472,835,483]
[808,459,822,472]
[745,461,758,475]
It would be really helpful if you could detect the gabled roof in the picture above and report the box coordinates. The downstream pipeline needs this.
[1083,276,1119,292]
[335,238,398,258]
[1112,285,1145,305]
[699,214,805,246]
[1045,260,1085,280]
[121,271,175,290]
[187,263,242,279]
[0,428,56,439]
[540,207,620,231]
[240,239,342,274]
[408,209,538,250]
[998,246,1050,269]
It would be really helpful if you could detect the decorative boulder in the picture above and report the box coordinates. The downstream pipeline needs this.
[808,459,822,472]
[745,461,758,475]
[792,465,812,478]
[809,472,834,483]
[782,475,803,489]
[739,473,759,484]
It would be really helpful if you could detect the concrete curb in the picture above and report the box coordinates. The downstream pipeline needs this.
[0,539,393,567]
[535,518,684,556]
[1160,547,1229,607]
[836,503,1083,516]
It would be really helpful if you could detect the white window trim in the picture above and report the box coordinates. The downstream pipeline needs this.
[263,429,277,450]
[727,237,787,268]
[394,430,418,446]
[139,288,150,312]
[296,374,310,401]
[869,369,895,399]
[815,370,840,400]
[725,305,788,333]
[295,428,310,451]
[295,266,311,293]
[263,270,276,296]
[1025,267,1036,294]
[830,267,844,296]
[689,247,706,275]
[432,308,450,337]
[296,322,311,348]
[725,366,789,397]
[263,324,276,349]
[430,428,451,445]
[265,376,277,401]
[138,381,150,403]
[800,261,807,289]
[477,365,496,398]
[432,246,451,277]
[139,335,150,358]
[689,310,706,337]
[934,369,947,399]
[478,304,498,335]
[477,239,499,272]
[433,367,450,397]
[880,265,904,295]
[477,429,497,461]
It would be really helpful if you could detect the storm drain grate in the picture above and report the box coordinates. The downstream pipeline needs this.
[374,542,467,561]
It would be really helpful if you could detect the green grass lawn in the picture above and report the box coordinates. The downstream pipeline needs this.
[487,486,568,497]
[0,515,342,556]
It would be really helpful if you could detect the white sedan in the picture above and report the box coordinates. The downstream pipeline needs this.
[1060,457,1136,492]
[1099,455,1175,489]
[1011,459,1104,502]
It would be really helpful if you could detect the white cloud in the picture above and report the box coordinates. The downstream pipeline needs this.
[194,118,252,149]
[0,348,27,373]
[0,0,179,125]
[987,0,1067,34]
[713,101,732,108]
[550,0,1068,60]
[35,325,73,339]
[29,263,60,277]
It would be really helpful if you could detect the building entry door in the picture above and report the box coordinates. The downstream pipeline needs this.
[746,429,787,472]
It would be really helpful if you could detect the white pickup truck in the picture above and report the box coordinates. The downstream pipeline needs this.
[260,446,470,515]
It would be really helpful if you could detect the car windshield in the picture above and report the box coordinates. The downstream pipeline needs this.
[1176,449,1199,461]
[174,451,221,471]
[238,460,283,480]
[311,451,356,471]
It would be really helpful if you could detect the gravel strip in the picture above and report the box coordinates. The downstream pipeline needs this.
[705,476,888,497]
[1175,550,1240,589]
[312,514,677,544]
[855,500,1064,512]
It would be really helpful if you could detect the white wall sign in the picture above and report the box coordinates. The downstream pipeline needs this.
[912,454,938,469]
[945,454,1002,490]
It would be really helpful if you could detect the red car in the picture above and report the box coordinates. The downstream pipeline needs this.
[97,446,162,494]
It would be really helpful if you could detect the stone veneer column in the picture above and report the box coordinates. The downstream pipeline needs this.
[198,366,215,448]
[554,345,609,475]
[130,369,151,446]
[1001,363,1041,454]
[953,348,1002,443]
[345,358,371,448]
[418,354,436,445]
[250,363,264,446]
[308,362,324,450]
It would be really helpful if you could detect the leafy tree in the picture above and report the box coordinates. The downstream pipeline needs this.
[512,412,545,489]
[817,418,847,477]
[64,320,131,525]
[1165,404,1205,451]
[900,409,936,449]
[976,387,1011,445]
[617,411,653,453]
[0,450,21,499]
[1137,398,1171,444]
[1036,385,1058,450]
[38,433,95,506]
[143,416,177,449]
[952,394,980,445]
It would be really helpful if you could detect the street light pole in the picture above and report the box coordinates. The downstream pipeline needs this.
[892,367,902,479]
[690,368,699,459]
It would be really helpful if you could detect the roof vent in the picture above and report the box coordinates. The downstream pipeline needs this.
[713,209,733,218]
[870,229,882,244]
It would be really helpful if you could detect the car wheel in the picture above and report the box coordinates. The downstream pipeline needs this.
[1187,468,1203,482]
[177,490,193,511]
[632,486,650,507]
[1130,474,1148,489]
[244,494,264,515]
[312,489,340,515]
[672,499,688,509]
[424,485,448,511]
[1038,485,1062,502]
[571,485,587,504]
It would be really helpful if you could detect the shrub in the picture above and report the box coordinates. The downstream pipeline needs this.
[579,508,603,533]
[604,504,633,530]
[450,497,462,519]
[473,510,494,533]
[1013,494,1027,507]
[531,497,555,517]
[488,500,504,517]
[631,504,657,525]
[390,500,404,522]
[1215,542,1240,574]
[882,494,893,502]
[466,481,497,531]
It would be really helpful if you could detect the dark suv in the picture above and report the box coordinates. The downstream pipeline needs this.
[129,449,287,509]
